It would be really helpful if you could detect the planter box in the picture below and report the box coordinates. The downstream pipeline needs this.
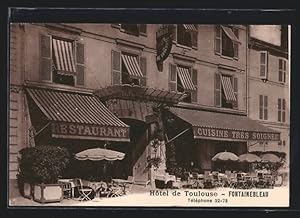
[33,183,63,203]
[23,183,32,199]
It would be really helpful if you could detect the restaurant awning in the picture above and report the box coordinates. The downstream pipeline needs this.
[26,87,130,142]
[220,75,236,102]
[221,25,241,44]
[169,107,280,141]
[183,24,197,32]
[177,66,196,91]
[121,54,144,78]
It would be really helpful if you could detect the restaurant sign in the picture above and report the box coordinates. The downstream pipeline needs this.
[193,126,280,141]
[51,122,130,142]
[156,25,173,64]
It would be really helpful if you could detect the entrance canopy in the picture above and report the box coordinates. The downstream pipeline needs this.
[169,107,280,142]
[26,86,130,142]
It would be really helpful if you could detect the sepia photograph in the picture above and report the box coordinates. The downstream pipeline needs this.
[8,22,290,207]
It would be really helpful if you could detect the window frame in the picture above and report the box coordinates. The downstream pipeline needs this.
[112,24,147,37]
[215,25,239,59]
[278,58,287,83]
[259,51,268,80]
[176,24,198,49]
[259,95,268,120]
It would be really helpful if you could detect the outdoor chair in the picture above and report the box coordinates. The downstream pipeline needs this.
[59,181,72,199]
[74,178,94,201]
[236,173,248,189]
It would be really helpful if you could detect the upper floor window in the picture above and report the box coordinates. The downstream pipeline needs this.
[169,64,198,103]
[40,35,84,86]
[279,58,287,83]
[278,98,286,122]
[176,24,198,48]
[112,24,147,36]
[259,95,268,120]
[111,50,146,86]
[215,73,238,109]
[215,25,240,59]
[259,51,268,80]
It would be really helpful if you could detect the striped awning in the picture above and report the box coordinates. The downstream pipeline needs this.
[221,26,241,44]
[52,38,76,74]
[183,24,197,32]
[121,54,144,78]
[177,67,196,91]
[220,75,236,102]
[26,87,130,142]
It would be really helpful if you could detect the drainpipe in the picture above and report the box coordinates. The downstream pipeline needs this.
[246,25,250,152]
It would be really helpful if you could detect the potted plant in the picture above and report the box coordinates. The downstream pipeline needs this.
[17,145,70,203]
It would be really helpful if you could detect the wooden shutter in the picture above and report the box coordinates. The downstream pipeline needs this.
[172,25,177,42]
[233,77,238,109]
[282,99,286,122]
[259,95,263,120]
[111,50,121,85]
[279,59,283,82]
[259,51,268,79]
[76,41,85,86]
[283,59,287,83]
[278,98,282,122]
[191,25,198,48]
[169,64,177,91]
[40,34,52,81]
[215,73,221,107]
[191,68,198,103]
[139,24,147,35]
[264,96,268,120]
[233,27,239,59]
[140,56,147,86]
[214,25,221,55]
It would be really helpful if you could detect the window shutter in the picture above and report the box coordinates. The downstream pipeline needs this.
[191,68,198,103]
[111,50,121,85]
[76,41,85,86]
[139,24,147,35]
[191,25,198,48]
[233,77,238,109]
[282,99,286,122]
[233,27,239,59]
[40,34,52,81]
[169,64,177,91]
[215,73,221,107]
[278,98,282,122]
[279,59,283,82]
[172,25,177,42]
[214,25,221,55]
[259,95,263,120]
[264,96,268,120]
[259,51,268,79]
[140,56,147,86]
[283,60,287,83]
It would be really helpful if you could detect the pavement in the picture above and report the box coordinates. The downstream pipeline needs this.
[8,184,289,207]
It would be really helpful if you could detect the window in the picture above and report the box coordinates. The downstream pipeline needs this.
[111,50,146,86]
[215,73,238,109]
[259,95,268,120]
[215,25,240,59]
[259,51,268,79]
[40,35,84,86]
[278,98,286,122]
[279,58,287,83]
[112,24,147,36]
[169,64,197,103]
[176,24,198,48]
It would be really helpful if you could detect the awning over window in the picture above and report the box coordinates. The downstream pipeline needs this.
[26,87,130,142]
[177,67,196,91]
[183,24,197,32]
[52,38,76,74]
[121,54,144,78]
[169,107,280,141]
[220,75,236,102]
[221,26,241,44]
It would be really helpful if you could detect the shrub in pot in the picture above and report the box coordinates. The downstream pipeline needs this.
[17,145,70,203]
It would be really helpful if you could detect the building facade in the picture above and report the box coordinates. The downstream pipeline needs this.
[247,25,290,162]
[9,23,285,196]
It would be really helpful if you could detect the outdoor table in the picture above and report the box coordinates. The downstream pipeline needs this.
[112,179,133,195]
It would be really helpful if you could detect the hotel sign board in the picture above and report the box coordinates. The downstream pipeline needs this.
[51,122,130,142]
[156,25,173,64]
[193,126,280,141]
